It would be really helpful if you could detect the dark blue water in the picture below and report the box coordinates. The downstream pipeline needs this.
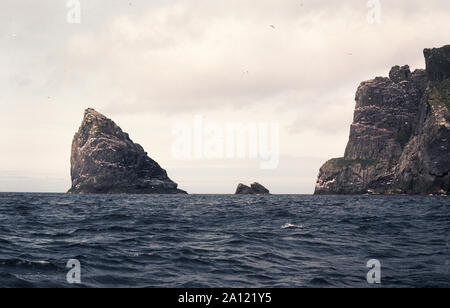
[0,193,448,288]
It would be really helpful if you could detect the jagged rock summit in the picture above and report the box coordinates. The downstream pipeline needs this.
[68,108,187,194]
[235,183,270,195]
[315,45,450,195]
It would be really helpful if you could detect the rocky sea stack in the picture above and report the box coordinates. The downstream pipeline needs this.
[68,108,187,194]
[315,45,450,195]
[235,183,270,195]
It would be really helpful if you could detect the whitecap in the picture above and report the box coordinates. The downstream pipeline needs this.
[282,223,303,229]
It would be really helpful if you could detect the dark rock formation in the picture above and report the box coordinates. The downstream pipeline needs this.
[424,45,450,82]
[235,183,270,195]
[68,108,187,194]
[315,45,450,195]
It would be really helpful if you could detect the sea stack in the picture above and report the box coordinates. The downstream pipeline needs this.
[68,108,187,194]
[315,45,450,195]
[235,183,270,195]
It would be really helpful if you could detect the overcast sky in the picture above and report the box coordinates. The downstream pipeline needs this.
[1,0,449,194]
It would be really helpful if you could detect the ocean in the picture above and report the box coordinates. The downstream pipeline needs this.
[0,193,448,288]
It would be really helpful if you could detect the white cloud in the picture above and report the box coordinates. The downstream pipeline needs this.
[56,0,450,115]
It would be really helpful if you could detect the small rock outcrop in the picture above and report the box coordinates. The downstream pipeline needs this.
[315,45,450,195]
[235,183,270,195]
[68,108,187,194]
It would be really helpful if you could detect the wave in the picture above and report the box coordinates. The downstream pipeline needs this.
[281,223,303,229]
[0,193,447,288]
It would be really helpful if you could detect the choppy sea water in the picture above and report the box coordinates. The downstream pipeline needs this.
[0,193,448,288]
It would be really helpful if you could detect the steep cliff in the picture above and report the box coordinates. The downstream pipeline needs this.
[315,45,450,195]
[68,108,187,194]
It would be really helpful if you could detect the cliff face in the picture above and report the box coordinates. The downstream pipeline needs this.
[315,45,450,195]
[68,109,187,194]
